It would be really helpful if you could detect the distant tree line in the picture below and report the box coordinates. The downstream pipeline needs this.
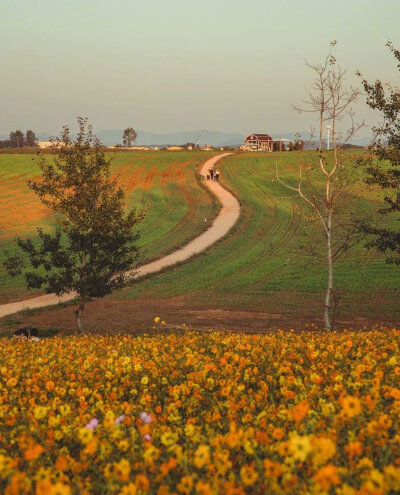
[0,130,37,149]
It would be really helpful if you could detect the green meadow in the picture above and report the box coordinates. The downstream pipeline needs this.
[0,151,217,303]
[117,151,399,323]
[0,149,398,324]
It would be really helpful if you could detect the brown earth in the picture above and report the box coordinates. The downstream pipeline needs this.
[0,292,393,337]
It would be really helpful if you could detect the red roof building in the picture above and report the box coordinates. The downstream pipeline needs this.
[243,133,273,152]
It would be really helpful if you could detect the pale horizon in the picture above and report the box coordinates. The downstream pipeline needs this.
[2,0,400,137]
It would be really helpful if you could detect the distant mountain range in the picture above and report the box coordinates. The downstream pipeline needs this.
[96,130,245,147]
[0,129,373,147]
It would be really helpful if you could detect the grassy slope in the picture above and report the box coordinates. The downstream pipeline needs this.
[0,151,217,303]
[117,151,399,322]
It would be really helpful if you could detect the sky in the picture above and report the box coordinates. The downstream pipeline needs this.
[1,0,400,137]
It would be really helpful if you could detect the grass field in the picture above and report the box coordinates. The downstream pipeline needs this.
[114,151,399,325]
[0,151,218,303]
[1,150,399,332]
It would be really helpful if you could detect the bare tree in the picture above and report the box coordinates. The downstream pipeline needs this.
[276,42,364,330]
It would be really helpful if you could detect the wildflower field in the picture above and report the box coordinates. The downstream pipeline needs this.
[1,329,400,494]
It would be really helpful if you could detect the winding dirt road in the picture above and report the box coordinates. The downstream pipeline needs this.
[0,153,240,319]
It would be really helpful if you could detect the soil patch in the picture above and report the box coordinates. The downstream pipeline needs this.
[0,295,391,336]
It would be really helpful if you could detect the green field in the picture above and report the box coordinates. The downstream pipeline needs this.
[1,149,398,327]
[116,151,399,323]
[0,151,218,303]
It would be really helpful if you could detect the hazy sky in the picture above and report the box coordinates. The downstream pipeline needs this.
[1,0,400,136]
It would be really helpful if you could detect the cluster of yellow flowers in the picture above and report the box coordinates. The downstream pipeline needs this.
[1,328,400,494]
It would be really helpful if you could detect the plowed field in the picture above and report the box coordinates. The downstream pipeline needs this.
[0,151,217,303]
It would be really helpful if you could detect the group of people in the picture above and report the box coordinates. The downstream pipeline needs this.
[206,168,221,181]
[14,326,40,341]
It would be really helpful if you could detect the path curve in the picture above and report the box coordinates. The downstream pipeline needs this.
[0,153,240,319]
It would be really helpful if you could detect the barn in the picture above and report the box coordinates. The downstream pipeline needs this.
[243,133,273,152]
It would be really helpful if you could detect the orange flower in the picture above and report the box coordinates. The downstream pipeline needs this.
[283,389,296,400]
[272,427,284,441]
[36,479,52,495]
[277,441,290,457]
[240,464,258,486]
[390,388,400,400]
[177,476,193,494]
[55,455,69,471]
[313,465,340,491]
[290,401,309,423]
[24,443,44,460]
[46,380,55,391]
[114,459,130,482]
[222,481,245,495]
[345,441,363,459]
[342,395,362,418]
[135,474,150,493]
[378,414,392,429]
[264,459,283,478]
[195,481,213,495]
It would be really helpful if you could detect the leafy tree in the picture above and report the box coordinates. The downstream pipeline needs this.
[5,118,144,333]
[9,130,24,148]
[357,42,400,264]
[122,127,137,147]
[26,130,37,147]
[277,42,364,330]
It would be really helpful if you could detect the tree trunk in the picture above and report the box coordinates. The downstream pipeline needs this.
[324,211,333,330]
[74,298,85,335]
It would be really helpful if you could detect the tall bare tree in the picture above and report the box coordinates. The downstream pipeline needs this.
[276,42,364,330]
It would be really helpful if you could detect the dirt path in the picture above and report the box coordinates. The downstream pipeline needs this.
[0,153,240,319]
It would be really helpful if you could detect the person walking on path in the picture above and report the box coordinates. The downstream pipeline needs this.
[209,168,214,180]
[215,169,220,181]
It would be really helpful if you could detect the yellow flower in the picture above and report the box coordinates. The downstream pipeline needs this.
[7,377,17,387]
[141,375,149,385]
[336,484,356,495]
[154,316,160,323]
[34,406,48,420]
[118,439,130,452]
[161,431,178,447]
[59,404,71,416]
[143,445,160,464]
[384,465,400,491]
[118,482,138,495]
[78,427,94,444]
[193,444,210,468]
[289,434,312,462]
[49,482,71,495]
[312,436,336,466]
